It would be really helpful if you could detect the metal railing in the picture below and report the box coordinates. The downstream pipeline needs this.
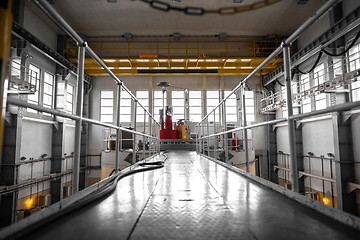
[4,0,162,197]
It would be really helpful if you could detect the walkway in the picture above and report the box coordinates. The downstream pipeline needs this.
[26,151,359,240]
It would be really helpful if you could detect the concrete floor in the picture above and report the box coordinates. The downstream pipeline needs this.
[25,151,359,240]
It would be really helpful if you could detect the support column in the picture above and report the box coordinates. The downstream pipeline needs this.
[0,114,21,226]
[51,122,65,203]
[132,100,137,164]
[0,0,13,173]
[332,112,356,214]
[72,45,85,194]
[267,114,278,183]
[213,112,217,159]
[115,83,122,173]
[242,91,249,172]
[283,45,299,192]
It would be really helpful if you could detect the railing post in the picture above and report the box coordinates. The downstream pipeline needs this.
[72,44,85,194]
[149,118,152,156]
[213,112,217,159]
[283,44,299,192]
[115,83,122,173]
[222,102,229,163]
[132,100,137,164]
[207,117,210,157]
[242,91,249,172]
[201,123,204,155]
[143,111,146,160]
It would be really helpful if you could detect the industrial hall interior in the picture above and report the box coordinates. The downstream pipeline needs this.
[1,0,360,239]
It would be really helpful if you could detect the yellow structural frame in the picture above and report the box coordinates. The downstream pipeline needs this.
[0,0,13,167]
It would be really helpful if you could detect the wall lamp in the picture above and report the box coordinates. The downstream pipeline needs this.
[307,152,314,156]
[327,153,335,158]
[41,154,48,159]
[20,156,26,161]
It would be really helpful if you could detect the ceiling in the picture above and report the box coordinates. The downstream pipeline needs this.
[27,0,327,38]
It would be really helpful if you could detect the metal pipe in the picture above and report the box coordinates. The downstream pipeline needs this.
[213,112,217,159]
[115,83,122,173]
[243,92,249,172]
[6,97,158,139]
[201,123,204,154]
[34,0,159,126]
[143,111,146,160]
[207,117,210,157]
[149,118,152,156]
[283,45,299,192]
[72,45,85,194]
[132,100,137,165]
[197,0,339,125]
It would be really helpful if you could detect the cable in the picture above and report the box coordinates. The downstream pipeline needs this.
[294,51,323,75]
[9,154,167,240]
[321,30,360,57]
[276,78,285,87]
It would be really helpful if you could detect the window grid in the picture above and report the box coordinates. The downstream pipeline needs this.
[206,90,220,120]
[43,72,54,109]
[172,90,184,121]
[300,74,311,113]
[66,84,74,114]
[314,63,327,110]
[120,89,132,123]
[349,43,360,101]
[136,90,149,123]
[100,90,114,123]
[244,91,255,123]
[189,90,202,122]
[224,90,237,122]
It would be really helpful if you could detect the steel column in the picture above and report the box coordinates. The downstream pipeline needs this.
[242,92,249,172]
[132,100,137,164]
[283,45,299,192]
[115,84,122,173]
[0,0,12,175]
[72,45,85,194]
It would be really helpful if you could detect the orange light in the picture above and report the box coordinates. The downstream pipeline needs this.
[322,197,330,205]
[25,198,34,208]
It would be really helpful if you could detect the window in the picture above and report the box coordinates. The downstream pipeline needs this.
[120,89,132,123]
[281,86,288,118]
[206,90,220,120]
[352,81,360,101]
[300,74,311,113]
[244,91,255,123]
[224,91,237,122]
[136,90,149,123]
[172,90,184,120]
[66,84,74,114]
[153,90,167,122]
[349,43,360,72]
[333,57,343,78]
[43,72,54,109]
[189,91,202,122]
[100,91,113,123]
[27,64,40,113]
[314,63,326,110]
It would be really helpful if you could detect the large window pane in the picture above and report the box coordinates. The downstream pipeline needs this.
[100,90,113,123]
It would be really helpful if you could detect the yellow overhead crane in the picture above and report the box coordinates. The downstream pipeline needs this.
[63,39,283,76]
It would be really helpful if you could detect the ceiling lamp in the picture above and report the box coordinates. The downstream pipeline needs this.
[218,32,227,41]
[107,0,117,3]
[173,32,181,41]
[297,0,308,4]
[233,0,243,2]
[124,33,133,40]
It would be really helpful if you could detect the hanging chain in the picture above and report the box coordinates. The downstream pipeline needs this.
[137,0,282,16]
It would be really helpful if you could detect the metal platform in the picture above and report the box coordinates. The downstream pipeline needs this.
[24,151,359,240]
[160,139,196,151]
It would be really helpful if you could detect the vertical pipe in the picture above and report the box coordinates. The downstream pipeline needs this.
[143,111,146,160]
[195,132,198,154]
[132,100,137,164]
[72,45,85,194]
[149,118,152,156]
[115,83,122,173]
[223,103,228,163]
[213,112,217,159]
[283,45,299,192]
[201,123,204,154]
[243,92,249,172]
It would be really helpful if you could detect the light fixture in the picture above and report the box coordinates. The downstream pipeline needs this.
[154,67,167,69]
[240,59,252,62]
[297,0,308,4]
[240,66,254,69]
[171,59,184,62]
[137,67,150,69]
[107,0,117,3]
[224,67,236,69]
[233,0,243,2]
[307,152,314,156]
[327,153,334,158]
[173,32,181,41]
[124,33,133,41]
[25,198,34,208]
[218,32,227,41]
[20,156,26,161]
[322,196,330,205]
[41,154,47,158]
[171,67,185,69]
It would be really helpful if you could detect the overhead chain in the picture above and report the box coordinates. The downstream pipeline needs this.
[137,0,282,16]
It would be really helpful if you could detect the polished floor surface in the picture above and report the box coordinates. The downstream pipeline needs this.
[27,151,359,240]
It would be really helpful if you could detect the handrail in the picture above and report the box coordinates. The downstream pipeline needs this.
[33,0,159,126]
[197,0,340,125]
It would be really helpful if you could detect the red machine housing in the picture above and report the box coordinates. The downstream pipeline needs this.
[160,114,178,139]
